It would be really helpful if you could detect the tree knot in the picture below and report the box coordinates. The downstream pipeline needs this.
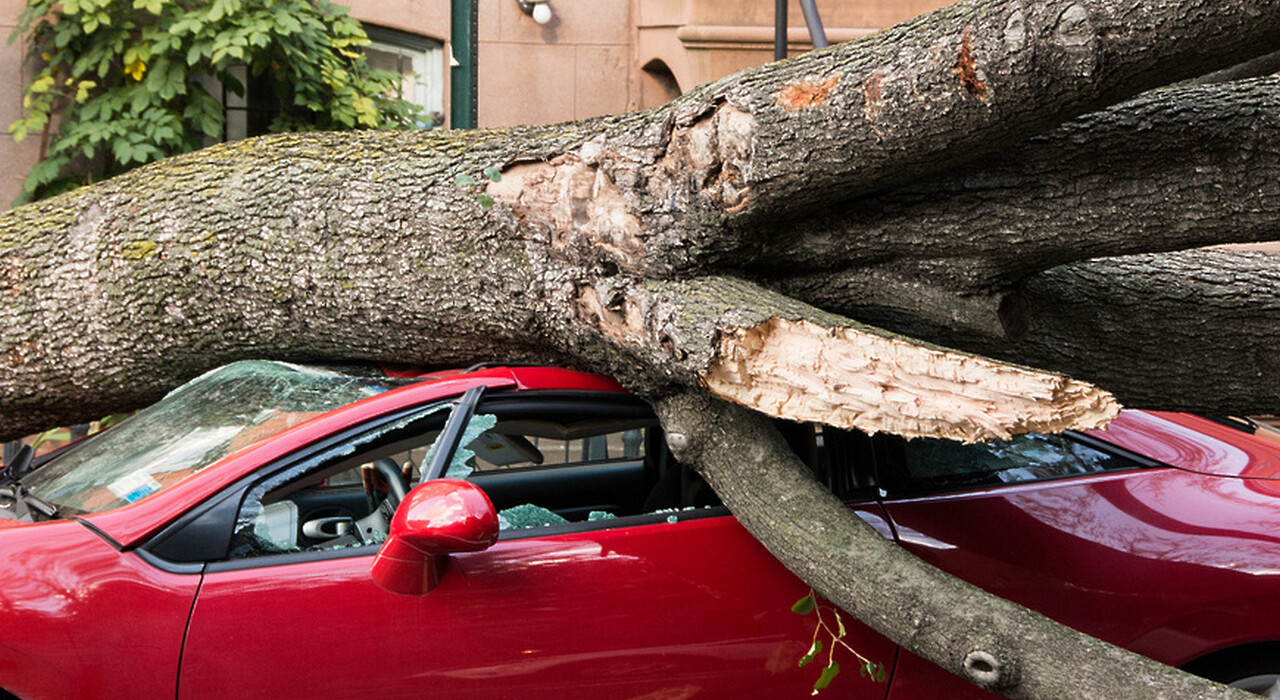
[651,391,719,465]
[963,649,1017,690]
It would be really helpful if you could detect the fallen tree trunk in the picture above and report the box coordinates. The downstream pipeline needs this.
[2,0,1277,431]
[765,76,1280,337]
[894,249,1280,414]
[3,1,1280,698]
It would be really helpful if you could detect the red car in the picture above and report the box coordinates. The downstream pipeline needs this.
[0,360,1277,699]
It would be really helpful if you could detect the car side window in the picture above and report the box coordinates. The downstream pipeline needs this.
[878,432,1142,493]
[439,395,723,533]
[215,394,726,561]
[224,404,453,560]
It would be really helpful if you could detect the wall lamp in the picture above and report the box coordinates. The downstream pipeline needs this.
[516,0,552,25]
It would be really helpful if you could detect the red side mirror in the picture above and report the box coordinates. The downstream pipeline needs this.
[371,479,499,595]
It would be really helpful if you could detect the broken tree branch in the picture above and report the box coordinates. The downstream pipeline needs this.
[652,390,1255,700]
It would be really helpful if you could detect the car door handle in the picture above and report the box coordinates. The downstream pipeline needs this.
[303,516,354,539]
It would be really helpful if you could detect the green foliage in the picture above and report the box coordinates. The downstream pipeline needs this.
[10,0,425,202]
[792,589,886,694]
[29,426,70,451]
[791,592,816,615]
[455,166,502,209]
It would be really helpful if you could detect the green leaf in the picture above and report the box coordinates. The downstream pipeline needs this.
[798,639,822,668]
[454,173,476,187]
[477,194,494,209]
[814,661,840,691]
[791,593,815,615]
[858,661,886,682]
[97,413,131,429]
[28,75,55,94]
[482,166,502,182]
[31,426,70,449]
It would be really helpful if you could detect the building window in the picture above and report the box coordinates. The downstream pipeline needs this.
[216,66,279,142]
[210,25,445,143]
[363,26,445,129]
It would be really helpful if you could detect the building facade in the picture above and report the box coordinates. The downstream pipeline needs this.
[0,0,950,206]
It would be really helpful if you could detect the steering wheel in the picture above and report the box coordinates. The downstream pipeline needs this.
[374,457,409,508]
[351,458,410,543]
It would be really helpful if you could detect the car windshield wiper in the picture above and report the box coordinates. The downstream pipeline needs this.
[0,445,58,521]
[0,484,57,520]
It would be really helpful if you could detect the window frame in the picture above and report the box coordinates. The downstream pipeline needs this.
[447,392,728,539]
[139,390,730,573]
[141,400,453,573]
[362,24,445,127]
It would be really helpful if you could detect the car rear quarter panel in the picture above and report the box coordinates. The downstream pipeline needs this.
[881,468,1280,699]
[0,520,198,700]
[1090,412,1280,480]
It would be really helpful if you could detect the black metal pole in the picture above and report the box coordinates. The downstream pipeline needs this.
[774,0,788,61]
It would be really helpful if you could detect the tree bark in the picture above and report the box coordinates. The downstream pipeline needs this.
[2,1,1280,698]
[889,249,1280,414]
[763,76,1280,336]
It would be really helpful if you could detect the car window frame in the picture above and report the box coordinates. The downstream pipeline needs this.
[140,399,456,574]
[138,389,732,574]
[444,392,729,541]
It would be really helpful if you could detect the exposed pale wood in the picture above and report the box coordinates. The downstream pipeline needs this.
[703,317,1117,441]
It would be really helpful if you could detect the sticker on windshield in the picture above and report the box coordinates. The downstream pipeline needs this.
[108,469,163,503]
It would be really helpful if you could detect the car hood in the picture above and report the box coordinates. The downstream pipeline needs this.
[1089,411,1280,481]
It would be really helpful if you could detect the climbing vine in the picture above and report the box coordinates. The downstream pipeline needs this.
[10,0,424,202]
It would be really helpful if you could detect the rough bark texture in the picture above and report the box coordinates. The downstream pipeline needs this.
[3,1,1280,698]
[763,77,1280,336]
[901,250,1280,414]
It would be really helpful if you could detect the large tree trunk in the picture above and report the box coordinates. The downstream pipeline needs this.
[897,249,1280,414]
[3,0,1280,697]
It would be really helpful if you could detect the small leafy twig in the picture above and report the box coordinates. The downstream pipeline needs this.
[793,589,887,694]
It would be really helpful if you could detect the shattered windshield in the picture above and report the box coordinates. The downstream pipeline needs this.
[23,361,413,515]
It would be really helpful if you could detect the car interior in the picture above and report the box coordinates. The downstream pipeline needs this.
[227,395,736,558]
[167,390,1148,564]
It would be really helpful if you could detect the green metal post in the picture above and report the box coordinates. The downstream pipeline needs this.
[449,0,478,129]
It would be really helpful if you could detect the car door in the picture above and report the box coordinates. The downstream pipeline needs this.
[173,392,898,699]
